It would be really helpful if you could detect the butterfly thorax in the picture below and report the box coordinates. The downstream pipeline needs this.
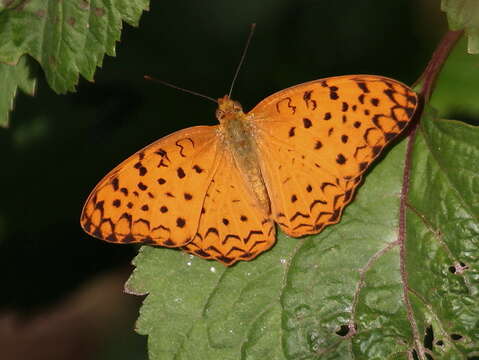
[216,96,271,215]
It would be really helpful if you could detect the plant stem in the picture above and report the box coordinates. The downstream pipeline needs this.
[399,29,463,360]
[415,30,464,102]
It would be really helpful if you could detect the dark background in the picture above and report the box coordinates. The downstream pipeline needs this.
[0,1,446,359]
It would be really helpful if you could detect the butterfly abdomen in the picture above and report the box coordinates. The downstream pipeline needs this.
[218,99,271,216]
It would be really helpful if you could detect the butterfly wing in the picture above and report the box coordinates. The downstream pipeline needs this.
[250,75,418,236]
[182,150,276,266]
[81,126,221,247]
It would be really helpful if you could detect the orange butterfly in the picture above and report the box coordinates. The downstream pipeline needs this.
[81,75,418,265]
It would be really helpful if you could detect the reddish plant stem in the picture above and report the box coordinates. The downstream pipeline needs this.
[415,30,464,102]
[398,29,463,360]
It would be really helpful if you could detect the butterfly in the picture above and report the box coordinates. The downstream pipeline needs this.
[80,75,418,266]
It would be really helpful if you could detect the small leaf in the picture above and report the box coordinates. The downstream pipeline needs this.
[0,0,149,94]
[441,0,479,53]
[0,56,36,127]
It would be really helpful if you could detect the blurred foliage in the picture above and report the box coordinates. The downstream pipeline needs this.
[0,56,35,127]
[442,0,479,53]
[0,0,148,125]
[430,37,479,121]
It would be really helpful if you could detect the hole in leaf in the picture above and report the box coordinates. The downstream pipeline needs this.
[436,340,444,346]
[412,349,433,360]
[451,333,463,341]
[335,323,356,337]
[424,325,434,350]
[336,324,349,336]
[449,261,469,274]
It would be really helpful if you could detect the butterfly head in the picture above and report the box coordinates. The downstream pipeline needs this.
[216,95,244,125]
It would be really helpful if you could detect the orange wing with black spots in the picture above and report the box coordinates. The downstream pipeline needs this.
[81,126,220,247]
[182,150,276,266]
[251,75,417,236]
[81,74,418,266]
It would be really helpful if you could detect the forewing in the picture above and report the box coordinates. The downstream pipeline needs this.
[250,75,417,236]
[81,126,220,247]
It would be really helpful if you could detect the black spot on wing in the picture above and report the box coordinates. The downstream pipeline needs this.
[193,164,203,173]
[321,182,335,191]
[290,211,310,222]
[289,127,296,137]
[329,208,341,222]
[303,90,317,110]
[111,177,119,191]
[310,199,327,211]
[372,146,382,156]
[222,234,241,245]
[243,230,264,244]
[303,118,312,128]
[121,233,136,243]
[177,167,186,179]
[336,154,347,165]
[95,200,104,211]
[163,239,176,246]
[176,218,186,228]
[344,189,353,202]
[356,81,370,93]
[385,132,397,141]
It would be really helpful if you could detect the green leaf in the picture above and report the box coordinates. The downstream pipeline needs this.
[0,55,36,127]
[0,0,149,94]
[125,109,478,359]
[407,108,479,358]
[430,37,479,119]
[441,0,479,53]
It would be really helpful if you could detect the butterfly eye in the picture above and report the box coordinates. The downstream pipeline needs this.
[233,102,242,112]
[216,109,225,119]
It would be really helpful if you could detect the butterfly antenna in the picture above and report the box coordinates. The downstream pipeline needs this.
[228,23,256,98]
[144,76,218,104]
